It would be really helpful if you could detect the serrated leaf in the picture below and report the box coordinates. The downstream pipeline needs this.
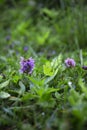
[51,54,62,69]
[43,61,54,76]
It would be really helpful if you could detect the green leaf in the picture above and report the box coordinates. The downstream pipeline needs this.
[68,95,76,106]
[9,96,21,101]
[51,54,62,69]
[29,77,45,87]
[19,81,26,95]
[42,8,58,18]
[79,78,87,98]
[43,61,54,76]
[0,75,3,82]
[0,80,10,89]
[22,92,38,101]
[3,107,14,116]
[68,89,80,106]
[43,54,62,77]
[55,92,61,99]
[45,68,58,84]
[37,31,50,45]
[0,91,10,99]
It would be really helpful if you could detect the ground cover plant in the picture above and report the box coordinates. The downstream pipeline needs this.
[0,0,87,130]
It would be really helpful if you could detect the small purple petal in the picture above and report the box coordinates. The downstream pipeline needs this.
[24,46,28,51]
[65,58,76,67]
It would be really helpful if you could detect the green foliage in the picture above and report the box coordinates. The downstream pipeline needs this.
[43,54,62,76]
[0,0,87,130]
[43,61,54,76]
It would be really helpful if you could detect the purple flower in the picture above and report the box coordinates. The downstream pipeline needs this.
[65,58,76,67]
[19,57,35,74]
[82,66,87,70]
[23,46,28,52]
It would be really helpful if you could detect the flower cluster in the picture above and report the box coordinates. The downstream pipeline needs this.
[19,57,35,74]
[65,58,76,67]
[19,56,87,75]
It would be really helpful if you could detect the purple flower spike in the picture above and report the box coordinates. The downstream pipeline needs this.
[65,58,76,67]
[19,57,35,74]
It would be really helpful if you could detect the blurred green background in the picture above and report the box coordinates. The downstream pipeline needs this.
[0,0,87,57]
